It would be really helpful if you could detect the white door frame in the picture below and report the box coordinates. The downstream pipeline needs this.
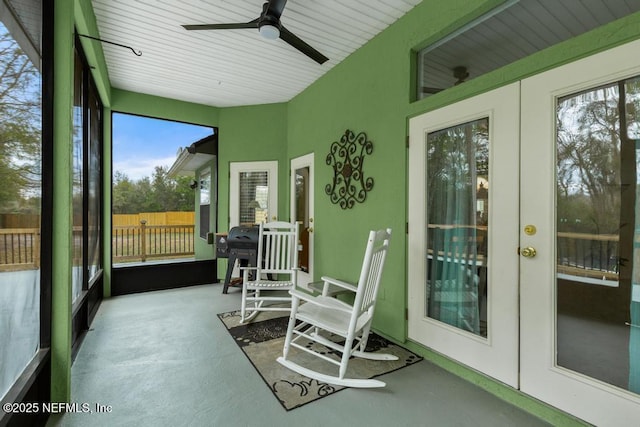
[290,153,314,288]
[229,161,278,228]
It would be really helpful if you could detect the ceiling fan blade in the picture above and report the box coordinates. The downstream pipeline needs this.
[183,19,259,31]
[279,26,328,64]
[265,0,287,19]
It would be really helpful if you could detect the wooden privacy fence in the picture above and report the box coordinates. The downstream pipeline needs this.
[112,221,195,263]
[113,211,195,226]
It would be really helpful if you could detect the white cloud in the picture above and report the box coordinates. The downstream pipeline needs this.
[113,155,178,181]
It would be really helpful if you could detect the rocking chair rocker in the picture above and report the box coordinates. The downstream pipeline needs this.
[277,228,395,388]
[239,221,299,324]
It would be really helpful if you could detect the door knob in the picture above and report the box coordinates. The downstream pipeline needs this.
[520,246,537,258]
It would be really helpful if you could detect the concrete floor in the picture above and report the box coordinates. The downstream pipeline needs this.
[47,284,550,427]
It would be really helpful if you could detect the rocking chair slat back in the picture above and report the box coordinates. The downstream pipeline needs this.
[354,229,391,316]
[278,228,395,388]
[240,221,299,323]
[258,221,298,273]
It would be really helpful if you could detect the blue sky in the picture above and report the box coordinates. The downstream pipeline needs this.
[112,113,214,181]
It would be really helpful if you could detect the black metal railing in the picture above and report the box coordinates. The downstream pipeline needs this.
[557,232,619,280]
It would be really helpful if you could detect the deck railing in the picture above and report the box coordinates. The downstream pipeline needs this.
[0,225,622,275]
[426,225,621,282]
[112,220,195,263]
[0,228,40,271]
[556,231,619,280]
[0,221,196,271]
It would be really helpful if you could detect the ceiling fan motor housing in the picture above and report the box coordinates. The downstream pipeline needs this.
[259,9,281,39]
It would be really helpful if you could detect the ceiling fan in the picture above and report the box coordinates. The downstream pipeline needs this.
[421,66,470,94]
[182,0,329,64]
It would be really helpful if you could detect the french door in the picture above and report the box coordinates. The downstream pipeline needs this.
[409,39,640,425]
[519,39,640,426]
[408,83,521,388]
[290,153,314,289]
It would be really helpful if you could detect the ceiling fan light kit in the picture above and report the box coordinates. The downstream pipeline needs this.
[259,24,280,40]
[182,0,328,64]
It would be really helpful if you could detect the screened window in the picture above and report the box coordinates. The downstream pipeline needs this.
[416,0,640,100]
[229,161,278,228]
[0,0,43,401]
[111,113,213,265]
[72,47,84,303]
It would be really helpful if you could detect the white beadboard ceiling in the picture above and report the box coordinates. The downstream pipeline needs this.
[90,0,422,108]
[418,0,640,96]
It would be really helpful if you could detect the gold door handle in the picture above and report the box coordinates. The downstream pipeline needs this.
[520,247,537,258]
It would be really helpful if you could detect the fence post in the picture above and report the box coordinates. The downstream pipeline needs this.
[34,230,41,268]
[140,220,147,262]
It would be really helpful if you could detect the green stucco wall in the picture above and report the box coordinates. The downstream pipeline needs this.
[283,3,640,423]
[285,0,512,342]
[216,103,288,278]
[75,0,111,107]
[52,0,75,404]
[110,89,220,127]
[57,0,640,422]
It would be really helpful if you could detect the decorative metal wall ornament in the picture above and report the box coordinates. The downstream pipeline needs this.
[325,129,374,209]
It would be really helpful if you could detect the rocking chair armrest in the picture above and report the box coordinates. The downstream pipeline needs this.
[289,289,353,313]
[321,276,357,293]
[289,288,316,302]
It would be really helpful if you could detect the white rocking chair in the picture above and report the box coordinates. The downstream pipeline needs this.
[277,228,396,388]
[239,221,299,323]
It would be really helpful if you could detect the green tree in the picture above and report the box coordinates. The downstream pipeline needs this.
[150,166,177,211]
[555,83,639,234]
[135,177,154,212]
[112,171,137,214]
[174,174,196,211]
[112,168,196,214]
[0,29,41,213]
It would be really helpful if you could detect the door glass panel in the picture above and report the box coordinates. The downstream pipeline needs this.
[239,171,268,224]
[294,166,309,272]
[72,49,84,303]
[556,76,640,394]
[426,118,489,337]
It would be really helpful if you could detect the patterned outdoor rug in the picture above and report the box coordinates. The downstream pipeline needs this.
[217,309,423,411]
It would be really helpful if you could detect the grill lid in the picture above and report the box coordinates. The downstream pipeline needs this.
[227,225,260,249]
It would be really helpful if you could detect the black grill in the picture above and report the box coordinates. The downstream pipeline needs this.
[222,225,260,294]
[227,225,260,250]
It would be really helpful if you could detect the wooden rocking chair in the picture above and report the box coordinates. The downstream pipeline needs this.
[277,228,395,388]
[239,221,299,323]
